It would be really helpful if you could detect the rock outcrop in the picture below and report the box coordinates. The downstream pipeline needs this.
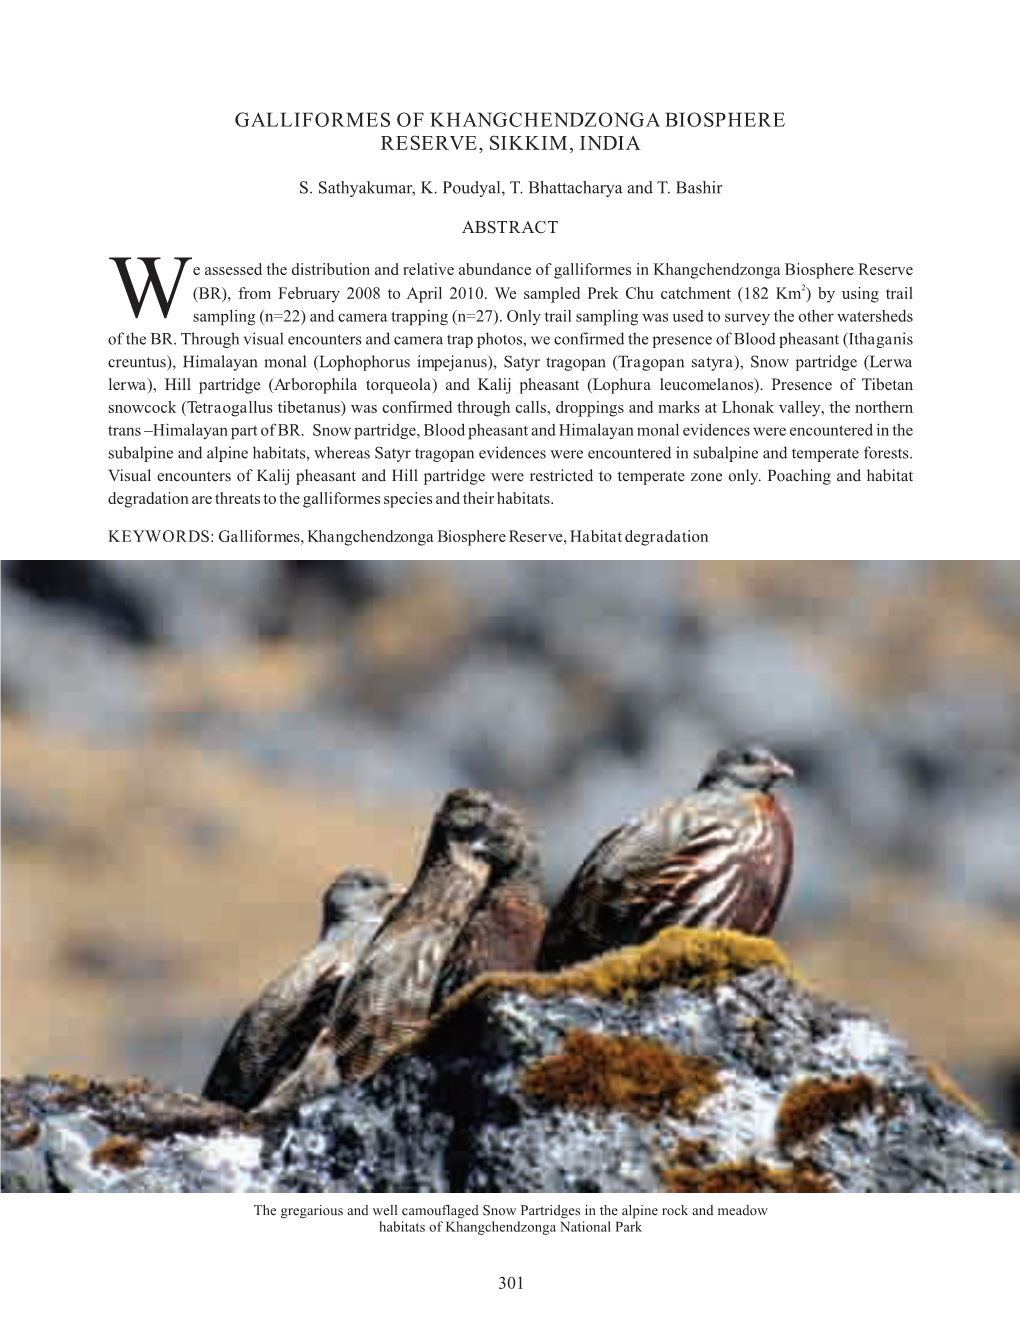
[3,931,1017,1193]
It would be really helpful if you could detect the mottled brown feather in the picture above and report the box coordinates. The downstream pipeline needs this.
[201,869,397,1110]
[430,840,547,1012]
[327,789,529,1083]
[538,746,795,971]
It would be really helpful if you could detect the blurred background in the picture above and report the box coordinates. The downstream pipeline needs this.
[2,560,1019,1127]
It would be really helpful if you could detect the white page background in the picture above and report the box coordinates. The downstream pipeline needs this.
[2,2,1017,1334]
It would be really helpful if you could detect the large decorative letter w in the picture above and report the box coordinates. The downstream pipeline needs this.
[110,256,192,317]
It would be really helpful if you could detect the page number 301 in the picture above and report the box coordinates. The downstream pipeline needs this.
[499,1276,522,1290]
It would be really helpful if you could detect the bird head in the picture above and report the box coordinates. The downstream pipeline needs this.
[490,828,544,890]
[319,868,395,939]
[698,745,796,793]
[432,787,528,875]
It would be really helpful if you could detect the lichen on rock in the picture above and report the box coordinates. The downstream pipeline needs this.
[521,1029,720,1120]
[91,1134,146,1171]
[923,1062,987,1121]
[436,927,796,1018]
[661,1158,833,1193]
[775,1074,884,1150]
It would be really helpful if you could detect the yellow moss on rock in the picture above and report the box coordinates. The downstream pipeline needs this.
[662,1158,833,1193]
[521,1029,721,1121]
[924,1062,987,1120]
[90,1134,146,1171]
[775,1074,880,1149]
[47,1072,90,1092]
[666,1136,714,1167]
[6,1121,41,1150]
[433,928,794,1025]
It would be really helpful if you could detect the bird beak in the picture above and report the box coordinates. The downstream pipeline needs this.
[772,758,796,780]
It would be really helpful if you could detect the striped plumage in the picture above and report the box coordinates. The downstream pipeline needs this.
[201,868,398,1110]
[537,745,795,972]
[327,788,529,1083]
[430,836,547,1012]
